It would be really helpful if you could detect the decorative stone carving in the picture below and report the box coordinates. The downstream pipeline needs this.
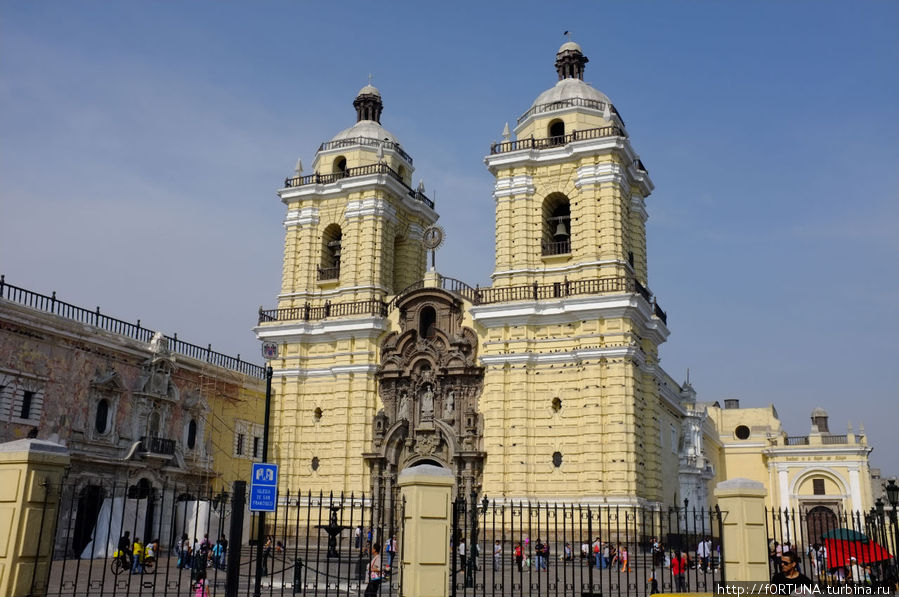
[365,287,486,502]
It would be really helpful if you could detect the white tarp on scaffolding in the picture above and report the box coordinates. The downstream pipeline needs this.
[173,500,252,544]
[80,496,149,559]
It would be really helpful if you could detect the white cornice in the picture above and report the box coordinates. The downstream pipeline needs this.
[574,163,630,195]
[630,195,648,222]
[484,137,654,196]
[763,446,873,459]
[491,259,629,279]
[284,206,320,229]
[278,284,389,300]
[345,197,398,223]
[274,363,379,379]
[277,174,438,225]
[469,293,669,344]
[493,175,536,200]
[254,316,389,343]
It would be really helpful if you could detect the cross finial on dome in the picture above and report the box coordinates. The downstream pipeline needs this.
[368,73,373,85]
[564,30,572,42]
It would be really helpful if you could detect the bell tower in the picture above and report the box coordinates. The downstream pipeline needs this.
[256,84,438,494]
[474,43,672,503]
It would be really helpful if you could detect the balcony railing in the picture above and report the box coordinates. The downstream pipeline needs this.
[317,265,340,281]
[139,436,176,456]
[517,97,622,125]
[282,163,434,209]
[260,275,668,325]
[491,124,625,155]
[541,240,571,256]
[822,434,850,444]
[317,137,412,165]
[259,299,388,324]
[785,436,811,446]
[0,276,265,378]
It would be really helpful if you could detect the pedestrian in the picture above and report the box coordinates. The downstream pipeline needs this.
[193,568,210,597]
[354,525,362,549]
[117,531,132,569]
[564,542,572,561]
[619,545,630,572]
[364,543,382,597]
[493,540,502,571]
[514,542,523,572]
[535,538,547,571]
[672,550,686,592]
[771,550,813,593]
[131,537,144,574]
[593,538,601,569]
[262,536,273,576]
[697,537,711,572]
[602,542,611,569]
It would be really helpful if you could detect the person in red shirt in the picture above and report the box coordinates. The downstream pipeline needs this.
[671,550,687,592]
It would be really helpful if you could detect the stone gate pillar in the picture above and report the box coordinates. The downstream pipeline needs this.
[0,439,70,597]
[397,465,454,597]
[714,477,769,582]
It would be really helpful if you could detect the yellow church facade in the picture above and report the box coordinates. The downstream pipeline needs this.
[255,42,876,517]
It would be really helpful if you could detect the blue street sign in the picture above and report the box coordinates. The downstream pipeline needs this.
[249,463,278,512]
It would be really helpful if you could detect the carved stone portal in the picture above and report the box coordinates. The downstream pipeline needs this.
[364,288,485,523]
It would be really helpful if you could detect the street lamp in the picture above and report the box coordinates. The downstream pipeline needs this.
[884,480,899,582]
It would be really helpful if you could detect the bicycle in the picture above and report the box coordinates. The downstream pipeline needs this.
[110,550,131,576]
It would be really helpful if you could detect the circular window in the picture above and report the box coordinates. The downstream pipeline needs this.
[735,425,751,440]
[551,397,562,413]
[552,452,563,468]
[311,457,320,471]
[187,419,197,449]
[95,399,109,434]
[313,407,322,422]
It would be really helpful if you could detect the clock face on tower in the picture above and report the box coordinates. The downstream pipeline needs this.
[422,225,445,250]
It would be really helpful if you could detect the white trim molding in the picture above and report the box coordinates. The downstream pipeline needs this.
[273,363,380,380]
[254,316,389,343]
[493,175,536,200]
[469,293,669,345]
[284,207,320,229]
[574,163,630,194]
[344,197,398,222]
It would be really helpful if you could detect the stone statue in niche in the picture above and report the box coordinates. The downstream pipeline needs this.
[443,390,455,419]
[149,331,169,355]
[420,383,434,420]
[398,391,411,422]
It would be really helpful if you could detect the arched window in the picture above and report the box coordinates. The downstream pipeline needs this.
[419,306,437,338]
[333,156,347,176]
[95,399,109,434]
[187,419,197,450]
[542,194,571,256]
[548,119,565,144]
[319,224,342,281]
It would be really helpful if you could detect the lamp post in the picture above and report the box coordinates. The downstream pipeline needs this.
[253,364,274,597]
[884,480,899,581]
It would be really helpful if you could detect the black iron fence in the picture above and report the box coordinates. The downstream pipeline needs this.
[44,481,404,596]
[451,494,724,597]
[766,506,899,590]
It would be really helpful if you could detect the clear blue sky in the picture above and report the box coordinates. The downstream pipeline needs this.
[1,2,897,472]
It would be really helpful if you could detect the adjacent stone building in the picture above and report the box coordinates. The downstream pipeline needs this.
[0,276,266,554]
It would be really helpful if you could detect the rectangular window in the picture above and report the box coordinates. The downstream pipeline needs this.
[253,436,260,459]
[236,433,245,456]
[21,391,34,420]
[813,478,825,495]
[670,425,678,454]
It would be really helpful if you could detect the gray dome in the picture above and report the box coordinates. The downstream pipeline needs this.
[557,41,583,54]
[530,78,611,109]
[329,120,398,144]
[357,84,380,97]
[811,407,828,418]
